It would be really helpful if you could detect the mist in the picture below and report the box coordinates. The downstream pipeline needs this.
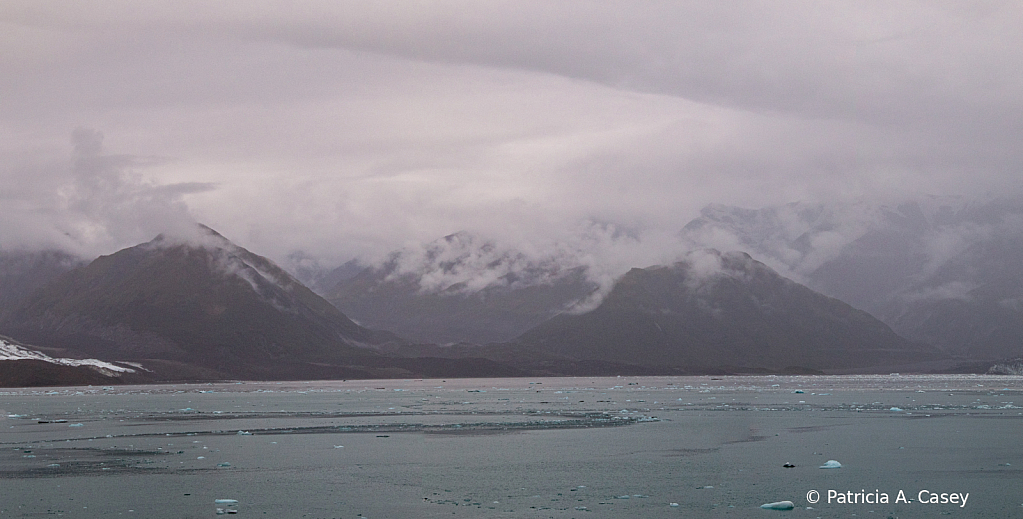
[3,2,1022,287]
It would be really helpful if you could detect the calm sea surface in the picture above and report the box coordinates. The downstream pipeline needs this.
[2,375,1021,518]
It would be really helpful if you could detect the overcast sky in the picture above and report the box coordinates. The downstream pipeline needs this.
[3,1,1022,268]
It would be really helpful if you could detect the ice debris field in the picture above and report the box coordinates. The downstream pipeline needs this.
[1,374,1022,517]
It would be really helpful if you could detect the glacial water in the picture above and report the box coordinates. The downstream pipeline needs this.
[2,375,1021,518]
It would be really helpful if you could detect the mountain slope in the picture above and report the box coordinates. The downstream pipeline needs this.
[0,335,146,387]
[2,226,402,378]
[517,250,941,372]
[326,232,597,344]
[0,250,85,320]
[679,196,1023,359]
[877,202,1023,359]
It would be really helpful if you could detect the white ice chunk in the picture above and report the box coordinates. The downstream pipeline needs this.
[760,500,795,510]
[819,460,842,469]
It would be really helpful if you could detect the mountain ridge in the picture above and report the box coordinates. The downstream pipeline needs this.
[515,250,943,372]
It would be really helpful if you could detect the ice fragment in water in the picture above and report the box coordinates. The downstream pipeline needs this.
[214,499,238,505]
[760,500,795,510]
[890,407,903,411]
[69,423,83,427]
[819,460,842,469]
[237,430,251,435]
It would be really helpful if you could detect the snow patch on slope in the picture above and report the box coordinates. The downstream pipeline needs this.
[0,338,136,375]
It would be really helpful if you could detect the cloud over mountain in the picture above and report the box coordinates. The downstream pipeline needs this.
[3,3,1022,269]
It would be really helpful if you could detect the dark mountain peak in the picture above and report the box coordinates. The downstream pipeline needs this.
[1,225,399,378]
[518,249,941,372]
[139,224,313,302]
[602,249,801,316]
[441,230,475,244]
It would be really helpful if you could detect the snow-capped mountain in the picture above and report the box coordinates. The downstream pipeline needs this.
[325,231,599,344]
[679,195,1023,359]
[0,225,405,379]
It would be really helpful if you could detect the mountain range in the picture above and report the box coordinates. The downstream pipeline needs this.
[0,226,518,382]
[309,195,1023,364]
[2,194,1020,385]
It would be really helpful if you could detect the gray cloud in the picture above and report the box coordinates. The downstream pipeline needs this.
[0,128,216,255]
[2,1,1021,277]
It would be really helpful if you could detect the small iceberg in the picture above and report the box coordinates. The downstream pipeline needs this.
[819,460,842,469]
[760,500,795,510]
[890,407,903,411]
[214,499,238,505]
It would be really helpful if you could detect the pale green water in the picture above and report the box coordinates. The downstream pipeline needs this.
[1,375,1021,518]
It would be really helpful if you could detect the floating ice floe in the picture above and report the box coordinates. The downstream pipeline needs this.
[760,500,795,510]
[890,407,903,411]
[819,460,842,469]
